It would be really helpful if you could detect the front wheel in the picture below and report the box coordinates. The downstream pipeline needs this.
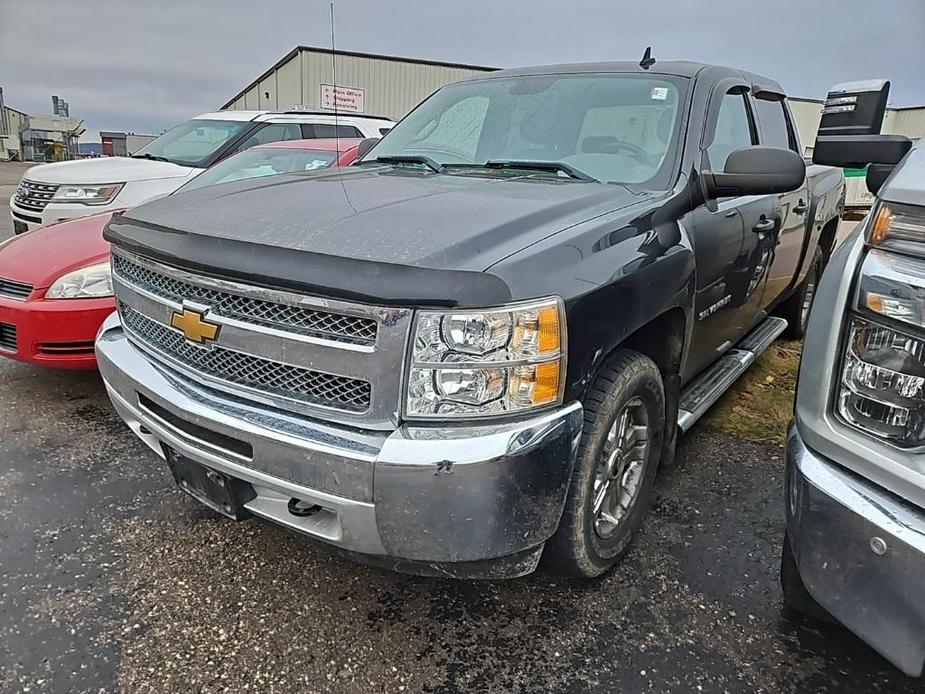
[543,349,665,578]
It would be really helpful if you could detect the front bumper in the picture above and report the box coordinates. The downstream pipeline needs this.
[96,313,583,578]
[785,424,925,677]
[10,196,118,233]
[0,294,114,369]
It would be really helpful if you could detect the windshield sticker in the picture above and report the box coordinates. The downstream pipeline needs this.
[651,87,669,101]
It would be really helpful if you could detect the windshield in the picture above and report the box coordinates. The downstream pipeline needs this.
[176,146,346,193]
[364,74,687,187]
[132,119,249,167]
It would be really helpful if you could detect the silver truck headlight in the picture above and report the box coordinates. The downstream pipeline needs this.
[838,214,925,447]
[870,201,925,258]
[52,183,124,205]
[838,319,924,446]
[405,298,566,418]
[46,262,113,299]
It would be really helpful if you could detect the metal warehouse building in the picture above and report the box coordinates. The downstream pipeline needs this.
[222,46,493,119]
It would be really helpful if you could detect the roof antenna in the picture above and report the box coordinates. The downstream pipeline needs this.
[639,46,656,70]
[329,2,340,152]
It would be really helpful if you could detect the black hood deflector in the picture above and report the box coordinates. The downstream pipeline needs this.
[104,215,512,308]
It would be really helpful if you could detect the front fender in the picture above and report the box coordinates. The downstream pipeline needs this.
[489,211,695,402]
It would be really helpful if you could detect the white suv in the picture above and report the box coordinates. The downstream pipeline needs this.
[9,110,393,233]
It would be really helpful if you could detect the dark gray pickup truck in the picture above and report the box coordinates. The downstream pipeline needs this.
[96,58,844,578]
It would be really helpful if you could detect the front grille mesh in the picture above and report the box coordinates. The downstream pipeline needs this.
[0,277,33,300]
[119,303,371,412]
[112,254,377,344]
[14,180,60,212]
[0,322,16,352]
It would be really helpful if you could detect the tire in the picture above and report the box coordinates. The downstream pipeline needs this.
[780,247,823,340]
[543,349,665,578]
[780,535,836,623]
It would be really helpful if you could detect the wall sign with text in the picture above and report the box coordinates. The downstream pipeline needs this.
[320,84,366,113]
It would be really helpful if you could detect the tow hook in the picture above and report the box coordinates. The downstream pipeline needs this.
[288,498,322,517]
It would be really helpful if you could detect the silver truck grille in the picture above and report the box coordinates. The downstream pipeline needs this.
[0,277,34,300]
[112,253,377,344]
[119,303,372,411]
[111,249,412,429]
[13,180,60,213]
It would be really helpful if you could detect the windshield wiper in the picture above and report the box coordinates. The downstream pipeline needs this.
[374,155,445,174]
[483,160,598,182]
[131,152,170,163]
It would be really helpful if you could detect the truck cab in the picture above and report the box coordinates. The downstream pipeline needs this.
[95,58,842,579]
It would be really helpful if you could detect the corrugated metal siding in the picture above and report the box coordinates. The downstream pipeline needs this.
[885,108,925,142]
[258,75,276,110]
[275,57,303,109]
[244,86,259,110]
[225,47,490,120]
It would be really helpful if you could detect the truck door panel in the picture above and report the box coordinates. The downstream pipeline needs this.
[752,94,810,307]
[685,86,776,378]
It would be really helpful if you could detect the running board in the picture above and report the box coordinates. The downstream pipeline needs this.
[677,316,788,433]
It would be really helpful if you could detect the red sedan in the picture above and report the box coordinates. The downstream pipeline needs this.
[0,138,362,369]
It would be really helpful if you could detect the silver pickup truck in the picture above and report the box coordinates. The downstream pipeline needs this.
[782,80,924,677]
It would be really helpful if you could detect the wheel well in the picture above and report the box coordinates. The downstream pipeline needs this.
[618,308,685,379]
[817,217,840,266]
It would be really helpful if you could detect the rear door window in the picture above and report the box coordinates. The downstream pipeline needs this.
[753,96,797,152]
[310,124,364,139]
[235,123,302,151]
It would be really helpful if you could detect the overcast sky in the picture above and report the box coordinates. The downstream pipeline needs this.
[2,0,923,143]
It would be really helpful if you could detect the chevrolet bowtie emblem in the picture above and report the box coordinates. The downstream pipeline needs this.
[170,307,220,344]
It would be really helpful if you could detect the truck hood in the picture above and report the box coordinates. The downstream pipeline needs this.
[0,213,112,289]
[118,166,647,273]
[23,157,199,185]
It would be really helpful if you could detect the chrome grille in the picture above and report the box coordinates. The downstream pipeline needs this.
[13,180,60,213]
[112,253,377,344]
[0,322,16,352]
[119,303,371,412]
[0,277,33,300]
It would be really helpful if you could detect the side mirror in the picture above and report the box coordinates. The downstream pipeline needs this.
[356,137,380,160]
[813,134,911,168]
[702,146,806,200]
[811,78,913,168]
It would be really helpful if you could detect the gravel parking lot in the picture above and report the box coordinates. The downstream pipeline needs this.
[1,364,919,693]
[0,161,909,692]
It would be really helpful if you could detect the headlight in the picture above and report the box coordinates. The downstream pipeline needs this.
[46,262,113,299]
[406,298,565,419]
[839,235,925,447]
[52,183,124,206]
[838,319,924,447]
[869,201,925,257]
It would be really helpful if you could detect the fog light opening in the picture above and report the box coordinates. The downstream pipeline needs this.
[288,498,322,517]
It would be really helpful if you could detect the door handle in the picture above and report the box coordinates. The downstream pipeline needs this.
[793,200,808,215]
[753,218,775,233]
